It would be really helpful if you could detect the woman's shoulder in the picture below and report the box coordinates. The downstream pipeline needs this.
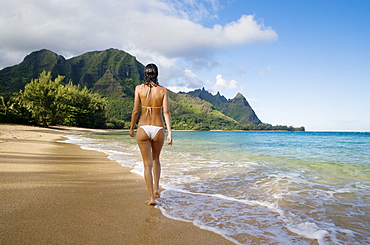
[157,84,167,89]
[157,85,168,95]
[136,83,167,92]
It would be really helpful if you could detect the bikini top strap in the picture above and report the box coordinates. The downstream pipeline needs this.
[144,82,158,98]
[141,105,162,117]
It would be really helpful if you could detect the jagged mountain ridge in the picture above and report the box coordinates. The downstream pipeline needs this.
[186,88,261,125]
[0,49,262,128]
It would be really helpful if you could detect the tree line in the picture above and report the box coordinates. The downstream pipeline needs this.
[0,71,106,128]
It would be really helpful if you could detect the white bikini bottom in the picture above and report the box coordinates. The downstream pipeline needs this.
[140,125,163,140]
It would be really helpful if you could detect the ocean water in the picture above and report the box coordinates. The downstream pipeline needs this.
[63,131,370,245]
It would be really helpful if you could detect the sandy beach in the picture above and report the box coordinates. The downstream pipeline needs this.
[0,124,234,245]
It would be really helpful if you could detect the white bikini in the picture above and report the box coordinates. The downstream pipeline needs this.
[139,106,163,139]
[140,125,163,140]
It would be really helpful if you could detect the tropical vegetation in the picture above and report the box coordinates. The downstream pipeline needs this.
[1,71,106,127]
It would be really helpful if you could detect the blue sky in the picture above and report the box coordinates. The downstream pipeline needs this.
[1,0,369,131]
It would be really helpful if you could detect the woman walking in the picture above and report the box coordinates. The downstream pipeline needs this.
[129,64,172,205]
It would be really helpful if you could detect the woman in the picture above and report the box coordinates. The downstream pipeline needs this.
[129,63,172,205]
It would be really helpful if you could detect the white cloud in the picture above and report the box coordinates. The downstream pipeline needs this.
[205,74,238,94]
[122,13,277,59]
[0,0,277,92]
[164,68,204,92]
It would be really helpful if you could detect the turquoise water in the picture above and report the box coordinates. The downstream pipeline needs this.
[64,131,370,245]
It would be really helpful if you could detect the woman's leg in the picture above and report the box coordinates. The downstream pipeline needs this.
[136,127,156,205]
[152,129,164,198]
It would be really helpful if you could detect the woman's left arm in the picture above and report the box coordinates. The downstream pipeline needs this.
[162,89,172,145]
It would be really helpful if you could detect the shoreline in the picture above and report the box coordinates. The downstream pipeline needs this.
[0,124,234,245]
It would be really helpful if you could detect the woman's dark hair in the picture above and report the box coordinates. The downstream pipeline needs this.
[144,63,158,85]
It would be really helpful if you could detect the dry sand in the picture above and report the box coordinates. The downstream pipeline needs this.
[0,124,234,245]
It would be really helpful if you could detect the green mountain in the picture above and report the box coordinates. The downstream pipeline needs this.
[0,48,143,97]
[187,88,261,124]
[0,48,304,130]
[169,91,238,130]
[0,49,70,95]
[92,68,125,97]
[67,49,144,96]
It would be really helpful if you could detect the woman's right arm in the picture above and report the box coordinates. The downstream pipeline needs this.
[129,86,141,137]
[163,89,172,145]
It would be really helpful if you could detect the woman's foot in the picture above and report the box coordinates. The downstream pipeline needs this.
[148,199,157,205]
[154,191,160,198]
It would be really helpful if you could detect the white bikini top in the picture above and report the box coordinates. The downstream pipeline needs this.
[142,105,162,117]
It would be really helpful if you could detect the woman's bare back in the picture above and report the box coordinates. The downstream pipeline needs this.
[136,84,168,127]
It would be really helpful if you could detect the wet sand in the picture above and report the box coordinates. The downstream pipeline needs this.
[0,124,234,245]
